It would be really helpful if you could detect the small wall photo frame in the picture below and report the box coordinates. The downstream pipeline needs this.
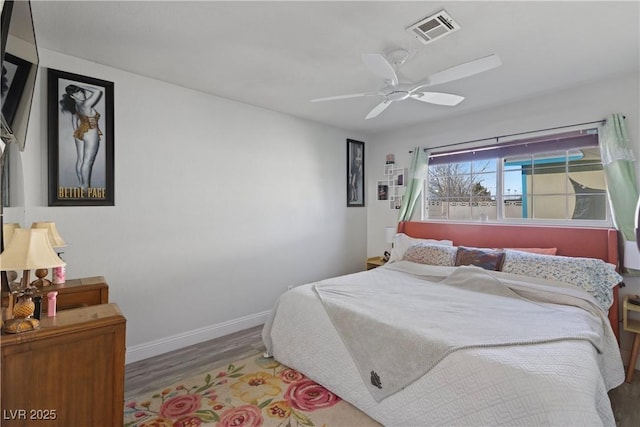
[377,184,388,200]
[47,68,114,206]
[1,52,32,127]
[347,139,365,207]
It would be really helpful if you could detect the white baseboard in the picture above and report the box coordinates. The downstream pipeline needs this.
[126,310,272,364]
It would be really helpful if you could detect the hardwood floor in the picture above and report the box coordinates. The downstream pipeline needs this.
[609,375,640,427]
[125,325,265,399]
[126,325,640,426]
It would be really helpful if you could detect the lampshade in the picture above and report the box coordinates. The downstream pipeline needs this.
[635,196,640,251]
[625,240,640,271]
[0,229,66,271]
[31,222,66,248]
[385,226,396,244]
[2,223,20,247]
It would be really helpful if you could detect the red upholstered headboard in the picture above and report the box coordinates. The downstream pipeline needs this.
[398,221,621,341]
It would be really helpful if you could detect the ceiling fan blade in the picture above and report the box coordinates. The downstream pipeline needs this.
[362,53,398,86]
[410,92,465,106]
[311,92,378,102]
[365,100,392,120]
[412,54,501,91]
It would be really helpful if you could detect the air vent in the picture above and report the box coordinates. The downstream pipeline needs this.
[406,10,461,45]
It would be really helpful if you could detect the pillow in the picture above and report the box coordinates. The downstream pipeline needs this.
[501,249,622,311]
[388,233,454,263]
[506,247,558,255]
[403,243,458,266]
[455,246,505,271]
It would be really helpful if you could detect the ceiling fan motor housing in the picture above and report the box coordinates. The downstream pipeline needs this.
[382,84,413,101]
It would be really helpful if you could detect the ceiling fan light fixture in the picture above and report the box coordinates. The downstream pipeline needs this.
[386,49,410,67]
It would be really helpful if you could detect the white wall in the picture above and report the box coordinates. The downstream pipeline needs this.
[366,70,640,368]
[19,49,368,363]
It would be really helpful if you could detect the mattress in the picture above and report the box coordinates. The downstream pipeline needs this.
[262,262,625,426]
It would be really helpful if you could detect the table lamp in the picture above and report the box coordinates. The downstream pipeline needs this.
[636,196,640,251]
[31,222,67,286]
[625,240,640,272]
[0,228,66,333]
[384,226,396,261]
[627,196,640,271]
[385,226,396,246]
[1,223,20,290]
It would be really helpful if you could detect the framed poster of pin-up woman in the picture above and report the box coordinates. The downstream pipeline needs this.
[47,69,114,206]
[347,139,365,207]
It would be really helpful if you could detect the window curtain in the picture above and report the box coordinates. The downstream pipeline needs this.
[599,113,639,273]
[398,147,429,222]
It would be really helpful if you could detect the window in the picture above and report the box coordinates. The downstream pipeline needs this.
[425,128,609,224]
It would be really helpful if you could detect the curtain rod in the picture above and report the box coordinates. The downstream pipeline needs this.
[408,117,624,154]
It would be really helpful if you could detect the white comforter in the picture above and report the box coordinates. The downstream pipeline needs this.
[262,262,625,426]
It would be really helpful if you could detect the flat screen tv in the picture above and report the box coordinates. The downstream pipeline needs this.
[1,0,39,152]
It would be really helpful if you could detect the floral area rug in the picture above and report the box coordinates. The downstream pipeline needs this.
[124,353,381,427]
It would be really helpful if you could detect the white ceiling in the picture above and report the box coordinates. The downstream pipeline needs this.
[29,1,640,135]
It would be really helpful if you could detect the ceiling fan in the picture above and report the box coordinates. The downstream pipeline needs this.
[311,49,501,119]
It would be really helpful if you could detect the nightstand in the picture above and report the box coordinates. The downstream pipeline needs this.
[623,295,640,383]
[366,256,386,270]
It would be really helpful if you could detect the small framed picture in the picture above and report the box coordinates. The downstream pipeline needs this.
[386,153,395,164]
[47,68,115,206]
[378,184,388,200]
[1,53,32,127]
[347,139,365,207]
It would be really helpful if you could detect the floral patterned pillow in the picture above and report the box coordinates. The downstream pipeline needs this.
[501,249,622,311]
[389,233,454,263]
[403,243,458,266]
[455,246,505,271]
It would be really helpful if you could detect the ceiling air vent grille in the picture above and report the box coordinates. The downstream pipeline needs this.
[406,10,461,45]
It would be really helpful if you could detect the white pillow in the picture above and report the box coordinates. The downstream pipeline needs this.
[389,233,454,263]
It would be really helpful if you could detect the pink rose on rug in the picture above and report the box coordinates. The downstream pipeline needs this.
[280,368,305,383]
[159,394,201,418]
[217,404,263,427]
[285,379,341,411]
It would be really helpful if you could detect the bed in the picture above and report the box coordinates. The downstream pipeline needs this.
[262,221,625,426]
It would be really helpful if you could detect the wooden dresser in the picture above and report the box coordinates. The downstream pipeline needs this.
[1,303,126,426]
